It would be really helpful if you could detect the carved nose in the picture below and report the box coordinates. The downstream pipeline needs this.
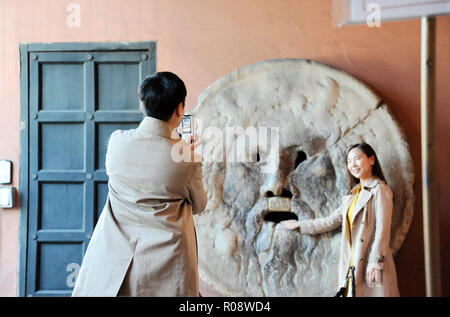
[261,149,304,224]
[260,149,305,199]
[266,188,293,198]
[261,173,293,198]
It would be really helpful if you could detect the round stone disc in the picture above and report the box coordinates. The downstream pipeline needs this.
[192,59,414,296]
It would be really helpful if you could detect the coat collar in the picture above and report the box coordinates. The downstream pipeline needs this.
[137,116,180,139]
[348,178,384,195]
[344,178,384,223]
[351,189,372,223]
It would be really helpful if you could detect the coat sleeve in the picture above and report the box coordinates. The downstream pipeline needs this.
[105,130,119,176]
[187,162,207,215]
[367,183,394,270]
[298,206,342,235]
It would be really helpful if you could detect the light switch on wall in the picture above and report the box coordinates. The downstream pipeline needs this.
[0,160,12,184]
[0,186,15,208]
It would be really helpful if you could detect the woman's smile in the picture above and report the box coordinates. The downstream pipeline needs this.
[347,148,374,181]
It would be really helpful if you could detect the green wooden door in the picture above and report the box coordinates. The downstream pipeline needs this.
[19,42,156,296]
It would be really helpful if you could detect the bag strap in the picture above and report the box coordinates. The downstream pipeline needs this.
[334,266,356,297]
[350,266,356,297]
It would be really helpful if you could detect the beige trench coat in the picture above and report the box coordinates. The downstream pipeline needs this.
[298,178,400,297]
[72,116,207,297]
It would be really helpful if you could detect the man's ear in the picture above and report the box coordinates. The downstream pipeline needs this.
[176,102,184,117]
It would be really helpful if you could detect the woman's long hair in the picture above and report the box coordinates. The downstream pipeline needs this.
[346,142,387,189]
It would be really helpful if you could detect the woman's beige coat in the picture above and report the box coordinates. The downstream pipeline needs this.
[298,178,400,297]
[72,117,207,297]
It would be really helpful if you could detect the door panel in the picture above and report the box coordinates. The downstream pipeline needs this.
[21,42,156,296]
[37,242,83,292]
[40,123,85,170]
[39,182,84,230]
[97,62,141,110]
[41,63,85,111]
[95,182,109,222]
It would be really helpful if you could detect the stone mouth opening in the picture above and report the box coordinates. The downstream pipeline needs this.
[263,211,298,223]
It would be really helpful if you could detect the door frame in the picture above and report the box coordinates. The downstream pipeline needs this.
[18,41,156,297]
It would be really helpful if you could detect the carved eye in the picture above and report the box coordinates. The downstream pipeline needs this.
[294,151,307,169]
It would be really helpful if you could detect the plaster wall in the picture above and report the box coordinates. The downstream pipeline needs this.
[0,0,448,296]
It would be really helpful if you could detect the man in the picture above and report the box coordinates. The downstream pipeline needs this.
[72,72,207,296]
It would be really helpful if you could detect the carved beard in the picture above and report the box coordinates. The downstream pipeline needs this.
[206,145,343,296]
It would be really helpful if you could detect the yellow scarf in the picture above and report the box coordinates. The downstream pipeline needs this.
[345,184,362,296]
[346,184,361,266]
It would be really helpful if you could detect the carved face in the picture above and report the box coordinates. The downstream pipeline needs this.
[192,59,414,296]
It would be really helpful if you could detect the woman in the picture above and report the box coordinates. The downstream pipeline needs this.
[282,142,400,297]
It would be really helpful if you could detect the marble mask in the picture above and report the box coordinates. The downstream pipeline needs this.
[191,59,414,296]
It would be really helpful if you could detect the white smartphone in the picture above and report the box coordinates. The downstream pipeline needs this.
[180,115,194,143]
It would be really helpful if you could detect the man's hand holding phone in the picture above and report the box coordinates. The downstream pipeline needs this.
[187,133,201,151]
[179,115,202,155]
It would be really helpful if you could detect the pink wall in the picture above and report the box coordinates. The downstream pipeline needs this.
[0,0,449,296]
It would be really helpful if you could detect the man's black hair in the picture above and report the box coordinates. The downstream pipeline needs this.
[138,72,187,121]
